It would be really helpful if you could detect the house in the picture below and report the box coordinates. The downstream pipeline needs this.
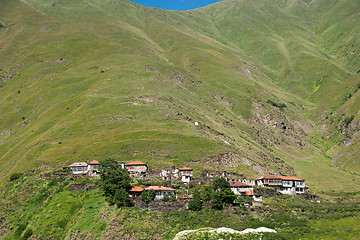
[256,175,305,195]
[88,160,100,177]
[117,161,126,169]
[69,162,88,175]
[129,186,144,197]
[280,176,305,194]
[161,166,180,181]
[126,161,148,177]
[145,186,176,200]
[228,181,254,196]
[179,167,193,183]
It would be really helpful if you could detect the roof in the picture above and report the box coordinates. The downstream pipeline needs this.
[257,175,304,181]
[228,181,251,187]
[179,167,193,171]
[69,162,88,167]
[117,161,125,164]
[145,186,176,191]
[280,176,304,181]
[129,186,144,192]
[89,160,100,165]
[126,161,147,166]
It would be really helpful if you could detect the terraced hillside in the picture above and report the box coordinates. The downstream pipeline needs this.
[0,0,359,191]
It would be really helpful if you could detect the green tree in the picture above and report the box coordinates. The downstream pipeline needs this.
[114,188,133,207]
[212,177,230,191]
[100,157,132,205]
[211,191,223,210]
[220,188,237,205]
[202,186,213,201]
[189,189,202,211]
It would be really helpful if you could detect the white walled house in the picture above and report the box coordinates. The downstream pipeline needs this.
[229,181,254,196]
[69,162,89,175]
[88,160,100,177]
[145,186,176,200]
[179,167,193,183]
[256,175,305,195]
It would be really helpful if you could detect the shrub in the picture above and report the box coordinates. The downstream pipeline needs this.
[10,173,23,181]
[114,188,133,207]
[141,190,156,203]
[189,190,202,211]
[162,192,170,202]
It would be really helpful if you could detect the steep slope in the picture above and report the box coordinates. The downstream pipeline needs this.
[0,0,359,191]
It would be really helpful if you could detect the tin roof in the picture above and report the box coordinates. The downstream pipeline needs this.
[179,167,193,171]
[228,181,251,187]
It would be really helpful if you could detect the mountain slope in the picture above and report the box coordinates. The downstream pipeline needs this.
[0,0,359,191]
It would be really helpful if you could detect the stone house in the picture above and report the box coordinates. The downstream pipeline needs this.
[129,186,144,197]
[126,161,148,177]
[179,167,193,183]
[88,160,100,177]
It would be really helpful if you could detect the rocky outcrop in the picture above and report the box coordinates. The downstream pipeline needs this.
[249,101,306,148]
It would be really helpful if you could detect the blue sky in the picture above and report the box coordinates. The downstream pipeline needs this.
[128,0,223,11]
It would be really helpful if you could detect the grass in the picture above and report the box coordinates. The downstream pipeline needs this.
[0,0,359,194]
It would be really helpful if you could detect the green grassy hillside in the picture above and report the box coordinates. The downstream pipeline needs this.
[0,0,359,192]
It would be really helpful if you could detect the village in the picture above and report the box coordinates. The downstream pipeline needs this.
[68,160,307,208]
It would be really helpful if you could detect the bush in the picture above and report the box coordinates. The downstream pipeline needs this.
[189,190,202,211]
[114,188,133,207]
[162,192,170,202]
[10,173,23,181]
[267,99,287,110]
[141,190,156,203]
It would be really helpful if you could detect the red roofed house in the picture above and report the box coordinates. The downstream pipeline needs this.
[256,175,305,195]
[126,161,148,177]
[129,186,144,197]
[89,160,100,177]
[179,167,193,183]
[69,162,89,175]
[145,186,176,200]
[228,181,254,196]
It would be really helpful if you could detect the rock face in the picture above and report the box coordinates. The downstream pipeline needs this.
[249,101,306,149]
[0,23,6,28]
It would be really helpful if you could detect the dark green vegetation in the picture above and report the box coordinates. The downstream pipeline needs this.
[100,158,133,207]
[1,172,360,239]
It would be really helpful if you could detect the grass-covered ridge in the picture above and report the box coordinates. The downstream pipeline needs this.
[0,0,359,192]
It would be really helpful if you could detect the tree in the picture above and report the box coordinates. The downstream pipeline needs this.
[211,191,223,210]
[114,188,133,207]
[202,186,212,202]
[189,189,202,211]
[220,188,237,205]
[212,177,230,191]
[100,157,132,205]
